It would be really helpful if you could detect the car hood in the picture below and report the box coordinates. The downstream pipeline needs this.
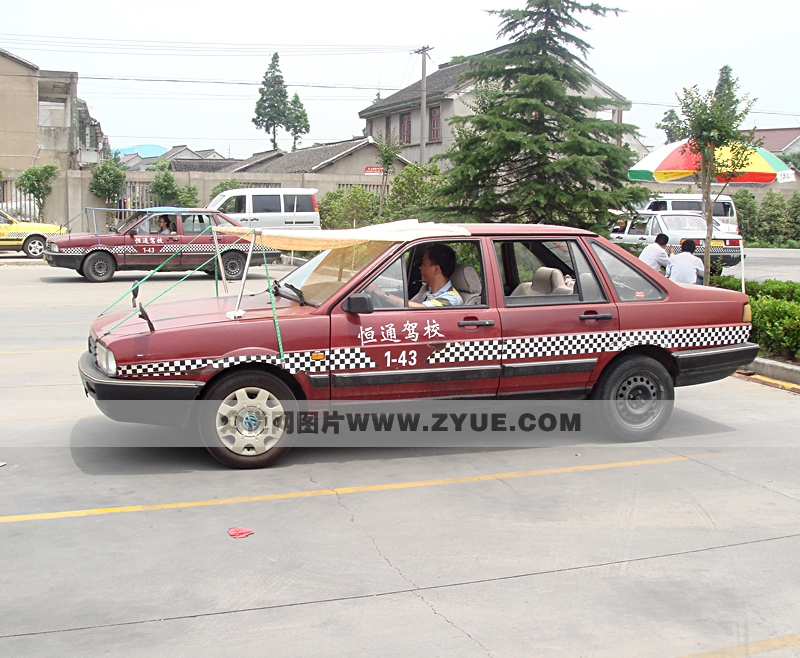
[50,232,108,244]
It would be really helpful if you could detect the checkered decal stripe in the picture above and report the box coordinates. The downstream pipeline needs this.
[693,246,742,256]
[58,247,88,255]
[427,325,750,364]
[157,244,278,254]
[426,340,503,364]
[117,348,376,378]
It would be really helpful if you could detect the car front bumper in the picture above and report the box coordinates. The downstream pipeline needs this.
[44,250,83,269]
[673,341,759,387]
[79,351,204,428]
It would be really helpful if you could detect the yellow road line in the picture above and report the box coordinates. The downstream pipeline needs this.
[751,374,800,394]
[678,631,800,657]
[0,349,83,355]
[0,454,712,524]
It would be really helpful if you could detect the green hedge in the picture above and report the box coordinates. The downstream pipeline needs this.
[710,276,800,358]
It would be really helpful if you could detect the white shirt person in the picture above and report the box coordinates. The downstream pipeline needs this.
[639,234,671,271]
[667,239,704,284]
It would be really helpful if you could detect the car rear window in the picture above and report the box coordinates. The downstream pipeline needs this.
[590,243,664,302]
[283,195,315,213]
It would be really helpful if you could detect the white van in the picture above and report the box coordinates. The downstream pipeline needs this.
[208,188,320,230]
[637,193,738,232]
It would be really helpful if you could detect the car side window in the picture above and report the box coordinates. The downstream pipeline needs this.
[495,239,584,306]
[219,195,246,214]
[284,195,315,213]
[627,218,649,235]
[253,195,281,213]
[360,255,408,309]
[590,242,665,302]
[181,214,213,234]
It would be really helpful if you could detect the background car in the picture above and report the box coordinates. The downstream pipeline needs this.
[208,187,320,230]
[610,210,743,275]
[0,209,67,258]
[43,207,280,282]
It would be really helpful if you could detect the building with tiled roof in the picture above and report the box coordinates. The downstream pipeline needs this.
[749,128,800,155]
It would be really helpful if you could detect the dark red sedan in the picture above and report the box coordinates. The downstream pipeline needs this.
[43,207,279,282]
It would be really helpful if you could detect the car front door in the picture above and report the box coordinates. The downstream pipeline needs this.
[124,213,181,269]
[495,239,619,397]
[329,240,502,401]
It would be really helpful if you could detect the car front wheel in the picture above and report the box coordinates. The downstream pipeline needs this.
[82,251,117,282]
[592,355,674,440]
[23,235,46,258]
[199,369,294,469]
[221,251,246,280]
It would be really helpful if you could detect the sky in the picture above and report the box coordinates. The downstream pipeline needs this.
[3,0,799,160]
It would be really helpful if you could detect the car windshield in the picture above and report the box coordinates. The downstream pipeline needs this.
[277,241,394,306]
[661,215,707,231]
[115,211,149,233]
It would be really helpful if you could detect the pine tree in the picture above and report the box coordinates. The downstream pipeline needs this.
[253,53,289,150]
[431,0,648,228]
[284,93,310,151]
[656,109,682,144]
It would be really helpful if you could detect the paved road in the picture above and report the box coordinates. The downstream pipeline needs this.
[1,265,800,658]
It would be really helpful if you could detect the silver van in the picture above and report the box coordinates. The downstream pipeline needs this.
[208,188,320,230]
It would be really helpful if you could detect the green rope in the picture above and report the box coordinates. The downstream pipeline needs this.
[214,252,219,298]
[102,229,258,336]
[263,248,284,362]
[98,224,215,316]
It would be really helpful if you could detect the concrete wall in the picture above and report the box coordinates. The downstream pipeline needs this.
[636,180,800,203]
[0,57,39,176]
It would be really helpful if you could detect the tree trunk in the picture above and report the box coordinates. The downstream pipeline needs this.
[702,150,713,286]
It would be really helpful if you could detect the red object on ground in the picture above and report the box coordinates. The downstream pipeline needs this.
[228,527,254,539]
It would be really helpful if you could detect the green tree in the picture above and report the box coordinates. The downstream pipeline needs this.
[374,130,403,216]
[150,161,180,206]
[778,152,800,170]
[209,179,242,202]
[758,191,789,244]
[176,185,200,208]
[732,188,759,242]
[15,163,59,221]
[89,153,127,207]
[786,191,800,242]
[430,0,648,229]
[656,109,682,144]
[284,93,310,151]
[384,163,445,220]
[664,65,757,283]
[318,187,380,230]
[253,53,289,150]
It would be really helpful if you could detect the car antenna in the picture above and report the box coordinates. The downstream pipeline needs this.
[131,280,141,308]
[138,302,155,332]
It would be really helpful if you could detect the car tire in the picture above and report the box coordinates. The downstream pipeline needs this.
[221,251,246,281]
[23,235,46,259]
[76,268,86,278]
[592,355,674,440]
[198,369,294,469]
[82,251,117,283]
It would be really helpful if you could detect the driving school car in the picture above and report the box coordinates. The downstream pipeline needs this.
[79,219,758,469]
[43,207,279,282]
[0,209,66,258]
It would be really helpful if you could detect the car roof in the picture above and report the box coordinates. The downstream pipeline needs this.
[213,188,319,196]
[138,207,217,213]
[456,223,597,237]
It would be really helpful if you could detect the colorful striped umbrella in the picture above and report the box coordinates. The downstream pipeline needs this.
[629,139,796,184]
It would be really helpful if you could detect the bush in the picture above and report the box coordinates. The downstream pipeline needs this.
[89,154,127,207]
[732,189,758,241]
[15,163,59,221]
[318,187,379,230]
[749,296,800,359]
[757,191,790,243]
[176,185,200,208]
[384,163,444,220]
[787,192,800,242]
[209,179,242,202]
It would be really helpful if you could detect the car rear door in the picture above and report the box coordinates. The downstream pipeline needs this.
[495,238,619,397]
[329,239,501,401]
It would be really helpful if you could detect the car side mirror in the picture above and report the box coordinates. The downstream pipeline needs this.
[343,293,374,314]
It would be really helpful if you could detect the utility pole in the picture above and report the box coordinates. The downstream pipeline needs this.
[414,46,433,164]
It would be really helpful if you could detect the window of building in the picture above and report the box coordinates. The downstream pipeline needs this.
[385,116,392,138]
[429,106,441,142]
[366,120,373,137]
[400,113,411,144]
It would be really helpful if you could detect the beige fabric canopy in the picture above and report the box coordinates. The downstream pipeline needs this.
[214,219,472,251]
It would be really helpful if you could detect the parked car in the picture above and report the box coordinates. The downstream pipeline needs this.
[208,187,320,230]
[43,207,280,282]
[79,220,757,469]
[635,193,738,232]
[0,209,66,258]
[609,211,743,275]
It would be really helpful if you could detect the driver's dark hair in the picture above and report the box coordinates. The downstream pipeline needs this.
[425,243,456,278]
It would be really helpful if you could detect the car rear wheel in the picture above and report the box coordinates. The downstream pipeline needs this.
[82,251,117,283]
[592,355,674,440]
[221,251,246,280]
[199,369,294,469]
[23,235,46,258]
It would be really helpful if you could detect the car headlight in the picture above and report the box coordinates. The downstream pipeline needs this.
[95,342,117,377]
[48,242,59,252]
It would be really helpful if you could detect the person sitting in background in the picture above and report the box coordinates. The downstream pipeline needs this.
[639,233,671,272]
[667,239,704,284]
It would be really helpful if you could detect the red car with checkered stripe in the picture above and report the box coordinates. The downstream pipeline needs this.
[79,222,758,468]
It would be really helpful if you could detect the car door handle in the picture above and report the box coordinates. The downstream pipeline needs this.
[579,313,613,321]
[639,237,648,241]
[458,320,495,327]
[166,237,180,242]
